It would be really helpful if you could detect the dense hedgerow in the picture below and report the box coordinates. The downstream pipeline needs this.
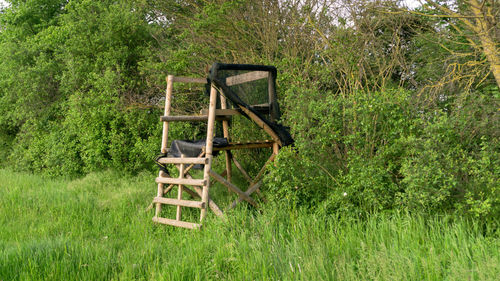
[0,0,498,219]
[265,86,499,218]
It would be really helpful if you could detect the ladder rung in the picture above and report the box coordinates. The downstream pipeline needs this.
[200,109,241,116]
[161,115,208,122]
[225,71,269,86]
[160,115,230,122]
[152,217,201,229]
[157,157,208,165]
[155,177,206,186]
[171,76,207,84]
[153,197,205,209]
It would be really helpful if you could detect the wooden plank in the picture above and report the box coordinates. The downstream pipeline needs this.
[161,115,208,122]
[226,71,268,86]
[200,107,269,116]
[213,142,274,151]
[156,177,205,186]
[152,217,201,229]
[172,76,207,84]
[251,103,271,113]
[161,115,230,122]
[153,197,204,209]
[157,157,208,165]
[208,170,258,208]
[200,108,240,116]
[220,95,232,184]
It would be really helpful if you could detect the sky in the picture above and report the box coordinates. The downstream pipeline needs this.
[403,0,422,9]
[0,0,8,9]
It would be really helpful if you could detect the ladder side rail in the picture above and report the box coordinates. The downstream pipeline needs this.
[176,155,185,221]
[155,75,174,218]
[200,84,218,222]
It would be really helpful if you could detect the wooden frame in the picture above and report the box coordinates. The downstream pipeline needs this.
[225,71,268,86]
[151,72,282,229]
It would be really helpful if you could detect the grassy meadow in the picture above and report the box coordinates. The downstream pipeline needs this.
[0,168,499,280]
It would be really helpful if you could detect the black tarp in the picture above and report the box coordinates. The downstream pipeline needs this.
[168,138,229,158]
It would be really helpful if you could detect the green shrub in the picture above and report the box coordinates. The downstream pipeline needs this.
[399,89,499,218]
[266,88,416,213]
[265,86,499,218]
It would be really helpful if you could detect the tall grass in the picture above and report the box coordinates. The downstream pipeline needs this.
[0,169,498,280]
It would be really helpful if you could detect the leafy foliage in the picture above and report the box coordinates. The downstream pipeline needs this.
[0,0,498,218]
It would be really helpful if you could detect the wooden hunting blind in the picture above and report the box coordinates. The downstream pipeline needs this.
[151,63,293,229]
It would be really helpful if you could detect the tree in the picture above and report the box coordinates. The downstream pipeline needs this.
[422,0,499,88]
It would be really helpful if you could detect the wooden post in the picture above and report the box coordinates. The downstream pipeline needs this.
[273,142,279,155]
[176,154,185,221]
[268,73,276,122]
[200,84,217,222]
[161,75,174,154]
[155,75,174,218]
[220,94,232,183]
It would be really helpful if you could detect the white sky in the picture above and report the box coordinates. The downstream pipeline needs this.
[403,0,422,9]
[0,0,8,9]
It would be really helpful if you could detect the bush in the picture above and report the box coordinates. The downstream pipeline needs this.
[399,89,499,218]
[265,86,499,219]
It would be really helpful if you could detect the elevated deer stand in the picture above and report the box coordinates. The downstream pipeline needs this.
[151,63,293,229]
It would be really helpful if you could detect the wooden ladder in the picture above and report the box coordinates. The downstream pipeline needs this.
[153,75,218,229]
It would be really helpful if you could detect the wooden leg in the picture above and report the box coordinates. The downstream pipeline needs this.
[273,142,279,155]
[224,151,232,182]
[220,94,232,183]
[176,155,185,221]
[154,170,165,217]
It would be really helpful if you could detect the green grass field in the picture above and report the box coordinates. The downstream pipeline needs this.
[0,169,498,280]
